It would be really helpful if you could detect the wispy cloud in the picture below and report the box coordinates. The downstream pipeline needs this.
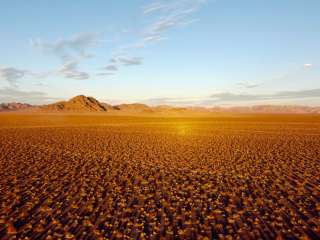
[207,89,320,104]
[143,96,204,106]
[58,60,89,80]
[31,32,101,62]
[143,35,168,43]
[146,16,180,34]
[303,63,313,69]
[25,1,207,82]
[117,56,143,66]
[96,72,115,77]
[142,0,207,44]
[104,65,118,71]
[0,67,29,86]
[0,87,55,104]
[96,64,118,76]
[28,0,207,80]
[238,81,261,89]
[100,0,207,75]
[31,33,102,80]
[117,0,208,52]
[143,0,207,16]
[143,2,171,15]
[142,88,320,107]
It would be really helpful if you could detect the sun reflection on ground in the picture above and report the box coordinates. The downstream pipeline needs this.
[175,124,191,136]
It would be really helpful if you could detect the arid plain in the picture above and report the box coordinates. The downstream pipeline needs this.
[0,113,319,239]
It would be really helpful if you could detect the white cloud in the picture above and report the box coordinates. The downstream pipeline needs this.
[121,0,207,52]
[31,32,101,62]
[143,35,168,43]
[143,0,207,16]
[27,1,208,80]
[31,32,104,80]
[0,67,28,86]
[104,65,118,71]
[31,32,106,80]
[96,72,115,76]
[143,2,170,15]
[206,89,320,104]
[238,81,261,89]
[304,63,313,68]
[58,60,89,80]
[117,56,143,66]
[0,87,55,104]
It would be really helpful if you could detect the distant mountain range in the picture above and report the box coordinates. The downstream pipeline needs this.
[0,102,33,112]
[1,95,319,114]
[38,95,188,114]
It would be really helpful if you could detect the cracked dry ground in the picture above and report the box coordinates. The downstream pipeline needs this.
[0,114,319,240]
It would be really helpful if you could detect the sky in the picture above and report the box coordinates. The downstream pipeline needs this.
[0,0,320,106]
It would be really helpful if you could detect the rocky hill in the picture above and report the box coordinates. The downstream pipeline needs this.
[113,103,153,113]
[0,103,33,112]
[40,95,109,112]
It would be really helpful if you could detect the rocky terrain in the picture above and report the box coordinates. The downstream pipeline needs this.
[0,114,319,239]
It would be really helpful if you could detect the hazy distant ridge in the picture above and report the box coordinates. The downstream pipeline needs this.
[1,95,319,114]
[0,102,32,112]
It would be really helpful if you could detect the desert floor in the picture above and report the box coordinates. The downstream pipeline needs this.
[0,113,319,239]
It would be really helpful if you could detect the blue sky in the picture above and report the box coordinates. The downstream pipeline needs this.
[0,0,320,106]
